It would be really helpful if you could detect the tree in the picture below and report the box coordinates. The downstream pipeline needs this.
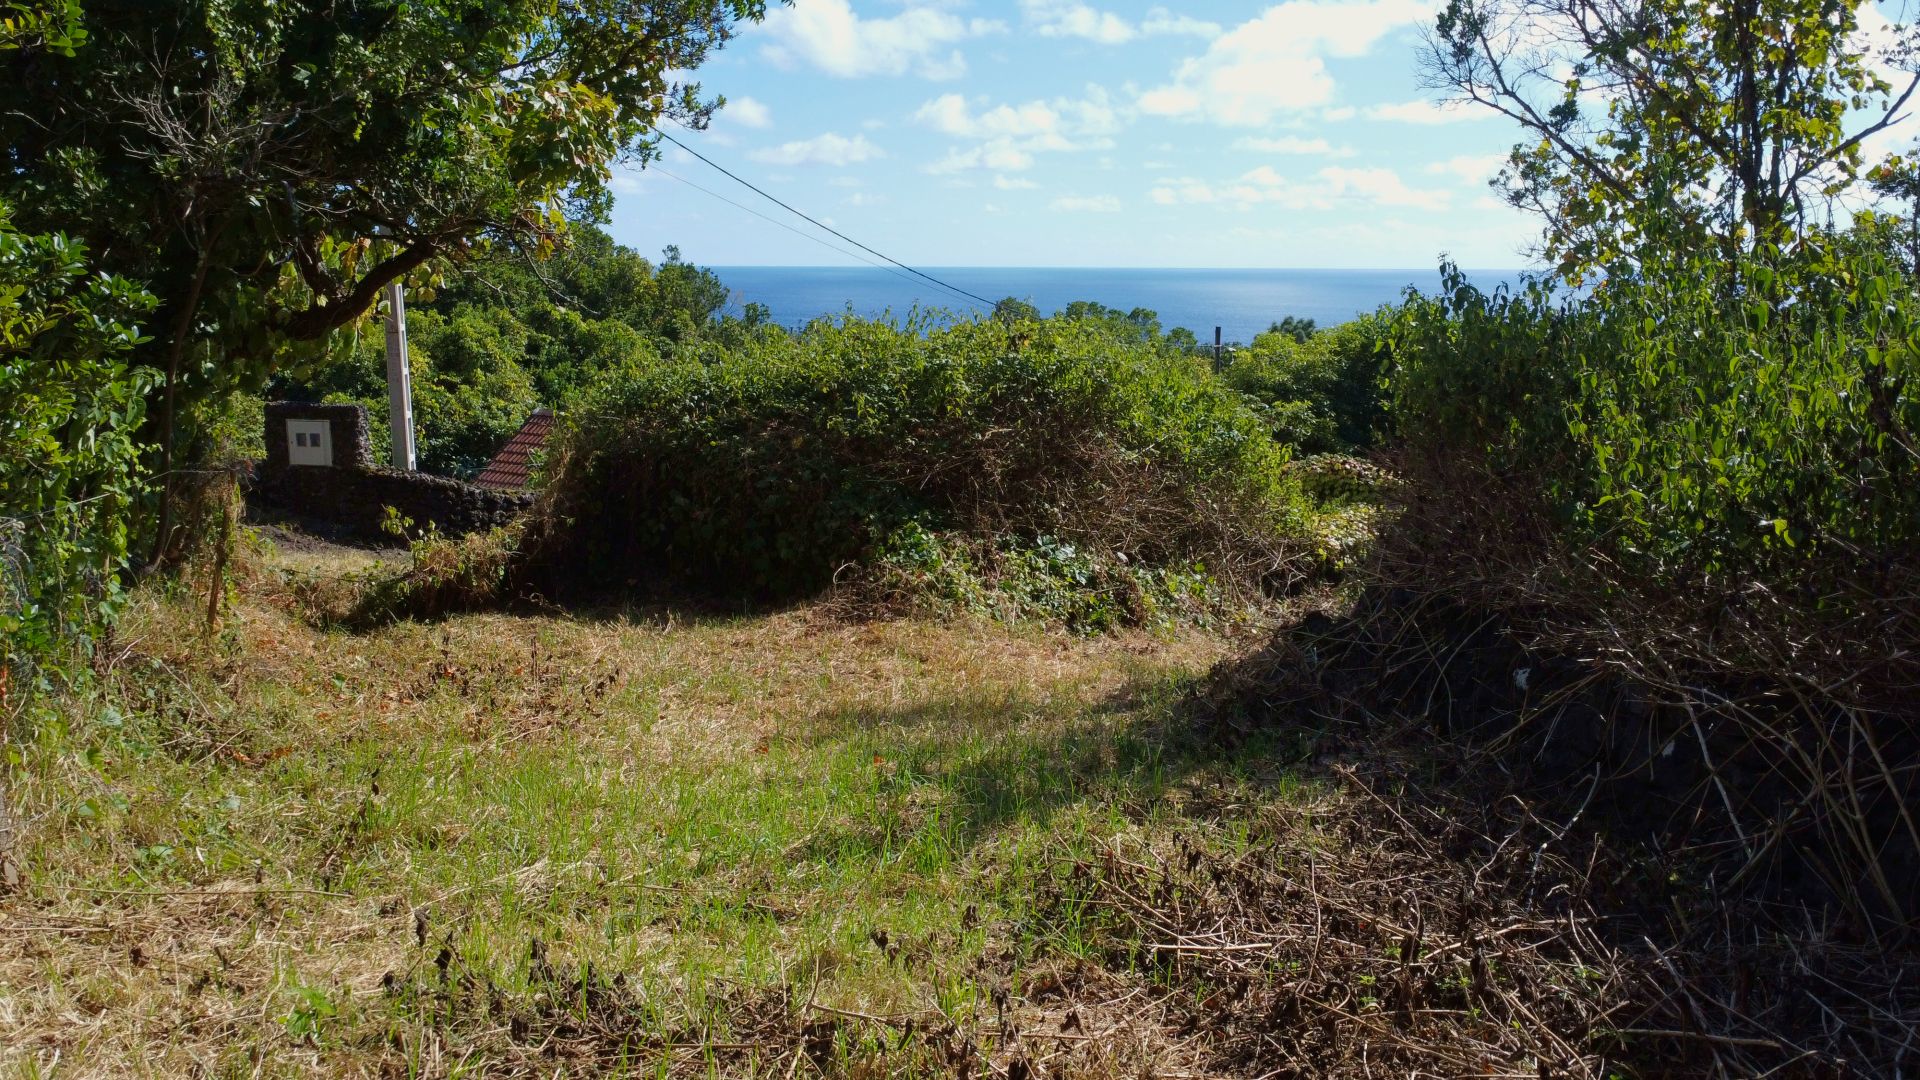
[1868,152,1920,272]
[994,297,1042,323]
[1425,0,1919,272]
[1268,316,1317,343]
[1061,301,1162,344]
[1,0,764,552]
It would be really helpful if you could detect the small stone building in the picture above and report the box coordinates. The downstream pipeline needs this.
[254,402,534,540]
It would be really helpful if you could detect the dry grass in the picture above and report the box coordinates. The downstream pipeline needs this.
[13,517,1887,1078]
[1,527,1244,1077]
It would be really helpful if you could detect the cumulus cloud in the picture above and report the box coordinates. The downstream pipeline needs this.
[1426,153,1509,185]
[1233,135,1356,157]
[914,88,1119,139]
[1020,1,1224,45]
[1051,194,1122,212]
[1365,98,1492,124]
[1150,164,1450,211]
[1142,8,1222,38]
[917,86,1119,172]
[930,143,1036,173]
[1022,0,1135,44]
[749,132,885,166]
[758,0,1005,80]
[723,96,773,129]
[1137,0,1434,126]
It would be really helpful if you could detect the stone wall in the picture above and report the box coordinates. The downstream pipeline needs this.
[255,403,533,540]
[263,402,375,471]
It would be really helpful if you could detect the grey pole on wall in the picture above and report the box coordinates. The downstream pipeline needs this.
[383,279,418,472]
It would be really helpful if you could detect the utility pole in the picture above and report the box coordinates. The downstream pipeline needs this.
[383,279,417,472]
[1213,326,1223,371]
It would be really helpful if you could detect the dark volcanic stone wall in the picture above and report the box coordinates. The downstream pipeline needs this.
[263,403,375,471]
[256,403,533,540]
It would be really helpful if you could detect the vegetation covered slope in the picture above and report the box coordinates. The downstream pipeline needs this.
[1,539,1703,1079]
[520,314,1316,608]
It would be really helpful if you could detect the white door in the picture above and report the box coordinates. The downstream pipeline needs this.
[287,420,333,466]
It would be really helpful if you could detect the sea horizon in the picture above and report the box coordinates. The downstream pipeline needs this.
[710,264,1533,344]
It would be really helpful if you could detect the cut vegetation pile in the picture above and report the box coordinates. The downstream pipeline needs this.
[1191,584,1920,1076]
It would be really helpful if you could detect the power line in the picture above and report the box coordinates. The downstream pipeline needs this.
[650,166,947,297]
[655,127,997,309]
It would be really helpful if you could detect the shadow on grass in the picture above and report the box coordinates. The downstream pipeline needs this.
[759,666,1328,872]
[1129,580,1920,1080]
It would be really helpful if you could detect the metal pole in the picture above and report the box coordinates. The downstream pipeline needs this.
[383,280,417,472]
[1213,326,1223,370]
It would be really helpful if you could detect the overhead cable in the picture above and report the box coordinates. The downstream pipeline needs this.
[650,166,951,297]
[655,127,997,309]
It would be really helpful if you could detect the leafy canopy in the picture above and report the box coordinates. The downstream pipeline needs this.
[0,0,764,404]
[1426,0,1919,273]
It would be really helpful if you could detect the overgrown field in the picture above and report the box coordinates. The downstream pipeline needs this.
[0,533,1741,1080]
[4,535,1237,1075]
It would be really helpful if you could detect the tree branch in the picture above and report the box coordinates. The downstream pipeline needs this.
[280,239,439,340]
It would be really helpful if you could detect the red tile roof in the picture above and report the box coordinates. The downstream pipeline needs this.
[474,408,554,491]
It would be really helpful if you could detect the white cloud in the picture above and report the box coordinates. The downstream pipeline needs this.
[1233,135,1356,157]
[749,132,885,166]
[757,0,1005,80]
[1138,0,1435,126]
[917,94,1061,139]
[1143,8,1222,38]
[1320,166,1452,210]
[915,88,1119,139]
[1426,153,1508,185]
[1019,0,1221,45]
[918,87,1119,173]
[930,143,1035,173]
[1150,165,1450,211]
[1323,105,1357,121]
[1051,194,1122,212]
[994,175,1039,190]
[1022,0,1135,44]
[1365,98,1491,124]
[724,96,773,128]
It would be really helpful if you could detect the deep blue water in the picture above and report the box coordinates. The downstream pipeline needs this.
[711,266,1529,344]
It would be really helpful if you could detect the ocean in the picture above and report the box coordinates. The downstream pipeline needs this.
[710,266,1529,344]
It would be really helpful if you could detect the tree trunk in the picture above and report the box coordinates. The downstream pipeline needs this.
[0,767,18,893]
[146,244,218,570]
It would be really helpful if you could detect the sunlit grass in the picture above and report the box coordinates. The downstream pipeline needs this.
[0,539,1311,1077]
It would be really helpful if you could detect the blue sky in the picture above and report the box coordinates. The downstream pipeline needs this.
[603,0,1913,269]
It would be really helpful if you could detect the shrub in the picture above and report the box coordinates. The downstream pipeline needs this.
[522,314,1306,602]
[286,518,523,630]
[1220,313,1392,454]
[867,521,1222,632]
[1392,245,1920,595]
[0,207,154,679]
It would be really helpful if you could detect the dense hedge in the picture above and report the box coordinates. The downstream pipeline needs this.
[523,315,1305,601]
[1390,238,1920,612]
[1,208,154,677]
